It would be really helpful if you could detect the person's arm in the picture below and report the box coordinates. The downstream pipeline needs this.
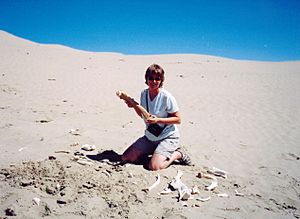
[146,111,181,125]
[117,90,151,120]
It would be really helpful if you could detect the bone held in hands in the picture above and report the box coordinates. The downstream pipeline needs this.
[116,90,152,120]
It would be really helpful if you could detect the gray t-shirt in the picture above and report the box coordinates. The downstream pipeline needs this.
[140,88,180,141]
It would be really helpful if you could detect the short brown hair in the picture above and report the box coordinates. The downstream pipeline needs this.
[145,64,165,87]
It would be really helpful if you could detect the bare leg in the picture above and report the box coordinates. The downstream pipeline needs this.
[121,146,146,163]
[122,136,156,164]
[148,151,182,171]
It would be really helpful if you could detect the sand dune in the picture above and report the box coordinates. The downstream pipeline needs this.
[0,30,299,218]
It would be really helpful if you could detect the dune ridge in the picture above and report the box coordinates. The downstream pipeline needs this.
[0,30,299,218]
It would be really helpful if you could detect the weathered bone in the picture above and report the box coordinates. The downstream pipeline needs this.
[32,197,41,206]
[160,188,172,195]
[207,167,228,178]
[76,160,93,166]
[196,196,211,202]
[143,173,160,192]
[170,170,191,201]
[206,178,218,191]
[116,90,153,120]
[102,170,111,177]
[54,150,70,154]
[69,128,80,135]
[217,193,229,197]
[81,144,96,151]
[191,185,200,194]
[72,156,93,165]
[181,201,188,207]
[235,190,244,197]
[197,171,218,191]
[197,171,215,180]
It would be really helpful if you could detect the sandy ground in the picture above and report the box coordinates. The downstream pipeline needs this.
[0,30,299,218]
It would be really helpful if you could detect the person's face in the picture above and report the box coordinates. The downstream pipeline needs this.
[147,74,161,89]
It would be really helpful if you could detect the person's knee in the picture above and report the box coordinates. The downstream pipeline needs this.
[121,147,142,163]
[148,161,163,171]
[121,153,134,163]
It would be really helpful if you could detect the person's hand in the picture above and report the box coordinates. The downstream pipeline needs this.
[125,100,133,108]
[146,115,159,124]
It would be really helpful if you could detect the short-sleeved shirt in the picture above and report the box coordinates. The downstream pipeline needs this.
[140,88,180,141]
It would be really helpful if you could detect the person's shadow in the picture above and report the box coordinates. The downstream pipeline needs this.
[86,150,151,169]
[86,150,122,163]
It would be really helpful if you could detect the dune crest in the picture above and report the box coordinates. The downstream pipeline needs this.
[0,31,299,218]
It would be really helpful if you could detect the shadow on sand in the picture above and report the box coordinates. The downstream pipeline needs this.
[86,150,122,163]
[86,150,151,169]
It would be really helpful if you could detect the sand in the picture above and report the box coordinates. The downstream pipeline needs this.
[0,30,299,218]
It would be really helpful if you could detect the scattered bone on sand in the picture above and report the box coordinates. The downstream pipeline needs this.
[54,150,70,154]
[196,196,211,202]
[207,167,228,178]
[160,188,172,195]
[170,170,191,201]
[72,156,93,165]
[18,147,28,152]
[76,160,93,165]
[235,190,245,197]
[81,144,96,151]
[197,171,218,191]
[32,197,40,206]
[181,201,188,207]
[69,128,80,135]
[143,173,160,192]
[206,178,218,191]
[217,193,229,198]
[191,185,200,194]
[102,170,111,177]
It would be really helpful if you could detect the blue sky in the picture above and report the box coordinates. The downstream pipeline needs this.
[0,0,299,61]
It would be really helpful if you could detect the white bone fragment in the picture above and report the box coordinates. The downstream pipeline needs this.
[69,128,80,135]
[207,167,228,178]
[18,147,28,152]
[179,189,192,201]
[160,188,172,195]
[170,170,192,201]
[197,171,216,180]
[205,178,218,191]
[33,197,40,206]
[76,160,93,165]
[196,196,211,202]
[143,174,160,192]
[197,171,218,191]
[81,144,96,151]
[191,185,200,194]
[55,150,70,154]
[181,201,188,207]
[102,170,111,177]
[217,193,229,197]
[235,190,244,197]
[56,183,61,190]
